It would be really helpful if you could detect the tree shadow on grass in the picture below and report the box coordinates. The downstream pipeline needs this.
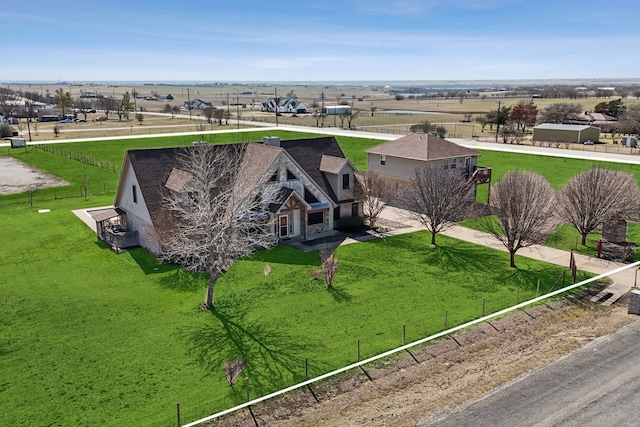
[429,244,502,273]
[248,246,321,267]
[156,269,207,293]
[327,285,352,303]
[180,302,328,396]
[125,247,175,274]
[496,264,569,294]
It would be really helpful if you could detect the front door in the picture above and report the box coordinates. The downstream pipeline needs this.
[279,215,289,238]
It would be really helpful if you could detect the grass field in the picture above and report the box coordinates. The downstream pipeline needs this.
[0,192,588,426]
[1,130,637,426]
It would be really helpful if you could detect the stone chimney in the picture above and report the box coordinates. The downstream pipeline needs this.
[263,136,280,147]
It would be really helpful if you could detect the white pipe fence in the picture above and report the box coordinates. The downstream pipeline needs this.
[182,261,640,427]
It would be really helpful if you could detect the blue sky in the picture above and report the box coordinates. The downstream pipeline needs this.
[3,0,639,82]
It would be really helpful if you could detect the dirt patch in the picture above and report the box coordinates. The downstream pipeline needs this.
[0,157,68,195]
[205,290,637,427]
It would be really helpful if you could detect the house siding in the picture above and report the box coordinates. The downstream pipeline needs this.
[368,154,478,185]
[115,162,160,254]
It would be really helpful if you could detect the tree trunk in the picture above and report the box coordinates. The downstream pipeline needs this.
[581,233,587,246]
[431,230,437,245]
[203,272,219,310]
[509,250,516,268]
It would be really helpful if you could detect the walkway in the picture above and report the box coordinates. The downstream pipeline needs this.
[339,205,637,306]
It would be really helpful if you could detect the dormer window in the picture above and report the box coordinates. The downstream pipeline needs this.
[342,173,350,190]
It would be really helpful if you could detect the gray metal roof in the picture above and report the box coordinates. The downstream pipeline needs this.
[534,123,597,131]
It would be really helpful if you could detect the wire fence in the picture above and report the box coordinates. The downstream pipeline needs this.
[31,144,121,173]
[172,262,639,427]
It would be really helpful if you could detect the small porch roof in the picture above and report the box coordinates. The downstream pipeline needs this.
[92,207,126,223]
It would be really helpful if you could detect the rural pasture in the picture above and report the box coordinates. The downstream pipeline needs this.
[0,130,638,426]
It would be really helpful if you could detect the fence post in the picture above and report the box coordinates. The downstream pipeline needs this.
[305,358,309,380]
[536,279,541,297]
[176,402,181,427]
[516,287,519,305]
[245,378,250,402]
[482,298,485,317]
[444,310,448,329]
[402,324,406,346]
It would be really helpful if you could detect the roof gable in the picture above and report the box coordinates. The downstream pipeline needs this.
[278,136,354,203]
[319,155,348,174]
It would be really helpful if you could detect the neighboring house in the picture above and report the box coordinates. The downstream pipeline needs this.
[567,111,617,132]
[532,124,600,144]
[323,105,352,115]
[37,108,64,122]
[366,134,484,187]
[261,98,310,114]
[98,136,359,253]
[183,98,213,110]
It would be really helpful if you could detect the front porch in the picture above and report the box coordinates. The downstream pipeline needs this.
[92,207,139,252]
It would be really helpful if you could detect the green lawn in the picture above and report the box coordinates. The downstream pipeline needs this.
[2,132,636,426]
[474,150,640,203]
[0,193,587,426]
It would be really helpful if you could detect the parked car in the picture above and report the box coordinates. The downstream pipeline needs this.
[59,119,74,123]
[75,119,87,123]
[584,140,594,145]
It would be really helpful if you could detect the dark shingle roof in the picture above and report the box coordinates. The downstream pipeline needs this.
[278,136,347,203]
[127,146,182,216]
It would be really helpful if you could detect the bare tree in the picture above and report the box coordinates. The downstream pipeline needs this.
[26,183,41,206]
[163,103,176,118]
[0,92,18,119]
[538,103,582,124]
[354,171,395,228]
[400,163,474,245]
[320,248,340,288]
[74,97,93,120]
[557,168,640,245]
[409,120,436,134]
[618,103,640,135]
[159,143,282,310]
[97,97,118,120]
[213,109,225,125]
[203,106,216,124]
[479,172,556,268]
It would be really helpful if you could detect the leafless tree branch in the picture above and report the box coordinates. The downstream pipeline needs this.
[557,168,640,245]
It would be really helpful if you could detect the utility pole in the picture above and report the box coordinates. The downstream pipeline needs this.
[236,96,240,129]
[495,100,501,143]
[26,101,32,142]
[226,93,230,126]
[321,91,325,127]
[132,88,137,112]
[186,88,192,120]
[274,88,279,127]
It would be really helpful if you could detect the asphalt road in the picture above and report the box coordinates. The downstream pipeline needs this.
[417,319,640,427]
